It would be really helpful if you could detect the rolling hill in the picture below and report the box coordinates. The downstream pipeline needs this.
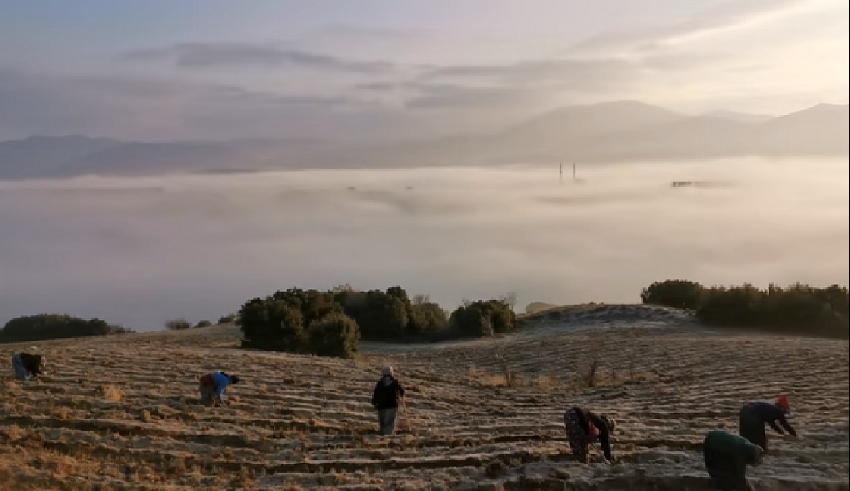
[0,102,846,179]
[0,306,847,489]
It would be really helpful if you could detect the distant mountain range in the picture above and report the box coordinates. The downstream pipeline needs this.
[1,101,846,179]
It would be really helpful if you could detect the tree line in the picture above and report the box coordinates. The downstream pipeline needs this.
[641,280,848,338]
[0,314,132,343]
[238,286,516,358]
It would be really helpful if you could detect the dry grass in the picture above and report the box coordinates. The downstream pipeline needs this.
[4,424,25,442]
[532,374,561,392]
[0,305,846,489]
[468,365,520,387]
[98,384,124,402]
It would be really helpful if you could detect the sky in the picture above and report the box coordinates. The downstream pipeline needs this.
[0,0,847,141]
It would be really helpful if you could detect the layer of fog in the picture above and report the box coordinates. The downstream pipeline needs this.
[1,157,847,330]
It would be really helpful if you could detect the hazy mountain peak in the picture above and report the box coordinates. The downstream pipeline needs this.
[704,110,773,124]
[0,100,847,178]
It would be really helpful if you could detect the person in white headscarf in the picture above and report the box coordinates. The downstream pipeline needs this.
[371,366,405,435]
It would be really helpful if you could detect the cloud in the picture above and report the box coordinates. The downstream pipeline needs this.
[421,58,638,89]
[360,57,644,110]
[568,0,804,57]
[404,83,542,109]
[0,159,845,329]
[124,42,395,73]
[0,69,370,140]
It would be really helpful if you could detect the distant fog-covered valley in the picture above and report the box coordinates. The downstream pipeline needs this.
[1,157,847,330]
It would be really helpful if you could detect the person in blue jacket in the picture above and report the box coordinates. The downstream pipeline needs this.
[199,371,240,406]
[11,352,44,380]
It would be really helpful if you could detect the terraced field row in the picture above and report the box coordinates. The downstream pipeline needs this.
[1,305,847,489]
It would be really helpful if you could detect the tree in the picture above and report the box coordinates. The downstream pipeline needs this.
[412,294,431,305]
[499,292,518,311]
[641,280,704,309]
[409,301,449,334]
[307,313,360,358]
[341,289,409,339]
[1,314,130,343]
[165,319,192,331]
[449,300,515,338]
[239,298,305,351]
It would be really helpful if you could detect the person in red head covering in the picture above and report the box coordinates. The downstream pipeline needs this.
[775,395,790,412]
[738,395,797,452]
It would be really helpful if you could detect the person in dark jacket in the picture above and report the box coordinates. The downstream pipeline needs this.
[739,395,796,452]
[199,371,240,407]
[371,366,405,435]
[704,430,763,490]
[564,406,615,463]
[11,353,44,380]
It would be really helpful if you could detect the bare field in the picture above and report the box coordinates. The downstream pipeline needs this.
[1,305,847,490]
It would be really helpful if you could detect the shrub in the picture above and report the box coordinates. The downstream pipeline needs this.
[451,303,492,337]
[641,279,849,337]
[271,288,341,326]
[814,284,849,317]
[0,314,130,343]
[449,300,516,338]
[641,279,704,309]
[165,319,192,331]
[306,313,360,358]
[239,285,485,349]
[409,302,449,334]
[217,315,236,324]
[694,283,848,337]
[194,320,212,328]
[239,298,305,352]
[336,288,409,340]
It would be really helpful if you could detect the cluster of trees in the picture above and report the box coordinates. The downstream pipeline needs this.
[0,314,132,343]
[238,285,517,357]
[333,287,450,340]
[642,280,849,337]
[238,288,359,358]
[449,300,516,337]
[165,319,214,330]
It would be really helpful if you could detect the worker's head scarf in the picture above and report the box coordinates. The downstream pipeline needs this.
[775,394,790,413]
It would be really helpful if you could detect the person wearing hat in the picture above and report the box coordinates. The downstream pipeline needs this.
[564,406,616,463]
[199,371,240,407]
[703,429,763,490]
[738,395,796,452]
[371,366,405,435]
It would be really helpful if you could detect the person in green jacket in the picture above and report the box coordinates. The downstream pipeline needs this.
[703,430,763,491]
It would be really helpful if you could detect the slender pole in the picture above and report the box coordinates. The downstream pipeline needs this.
[573,163,576,180]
